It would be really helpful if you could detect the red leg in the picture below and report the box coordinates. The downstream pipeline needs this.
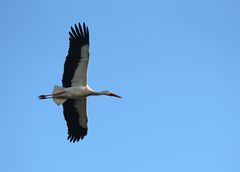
[39,92,65,99]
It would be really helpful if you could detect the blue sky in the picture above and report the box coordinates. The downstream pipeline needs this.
[1,0,240,171]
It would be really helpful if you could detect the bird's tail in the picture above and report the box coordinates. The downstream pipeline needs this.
[52,85,68,105]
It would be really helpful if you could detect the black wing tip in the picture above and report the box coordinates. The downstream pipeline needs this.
[67,127,88,143]
[68,22,89,44]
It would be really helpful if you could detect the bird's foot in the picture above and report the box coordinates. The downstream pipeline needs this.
[38,95,47,99]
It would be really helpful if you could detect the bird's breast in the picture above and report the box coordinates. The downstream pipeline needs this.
[64,86,91,99]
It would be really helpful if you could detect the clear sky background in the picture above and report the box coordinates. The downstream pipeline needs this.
[1,0,240,171]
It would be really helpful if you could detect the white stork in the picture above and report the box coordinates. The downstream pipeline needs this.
[39,22,121,143]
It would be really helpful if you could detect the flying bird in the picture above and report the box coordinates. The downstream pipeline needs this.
[39,22,121,143]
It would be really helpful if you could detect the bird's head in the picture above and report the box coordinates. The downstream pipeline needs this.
[103,90,122,98]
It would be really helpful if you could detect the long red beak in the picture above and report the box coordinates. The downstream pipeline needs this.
[109,92,122,98]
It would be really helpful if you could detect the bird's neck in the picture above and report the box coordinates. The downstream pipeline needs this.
[90,91,106,96]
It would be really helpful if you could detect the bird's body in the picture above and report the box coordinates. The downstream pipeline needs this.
[39,22,121,142]
[62,86,93,99]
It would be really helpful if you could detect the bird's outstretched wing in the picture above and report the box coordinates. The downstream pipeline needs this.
[63,98,88,142]
[62,23,90,87]
[62,23,89,142]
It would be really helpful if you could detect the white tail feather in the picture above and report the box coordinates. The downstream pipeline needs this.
[52,85,67,105]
